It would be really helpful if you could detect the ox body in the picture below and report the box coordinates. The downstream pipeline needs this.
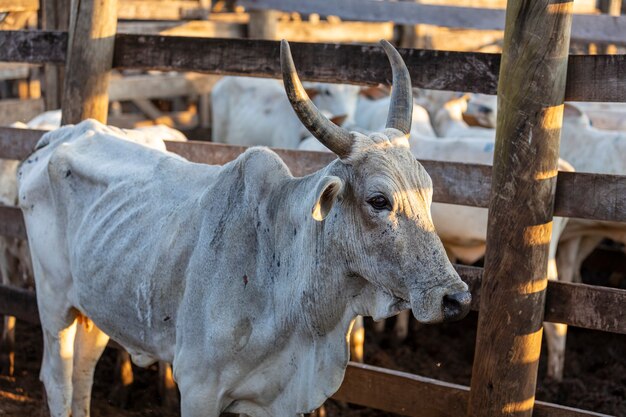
[18,41,470,417]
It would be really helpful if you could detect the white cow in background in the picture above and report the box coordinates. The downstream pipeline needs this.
[18,40,470,417]
[11,109,188,144]
[433,95,495,139]
[211,76,359,148]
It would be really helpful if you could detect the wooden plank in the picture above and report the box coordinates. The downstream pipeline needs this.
[4,32,626,102]
[565,54,626,102]
[248,9,279,39]
[417,0,597,13]
[117,0,205,20]
[468,1,573,415]
[333,362,611,417]
[0,30,67,64]
[61,0,118,124]
[112,34,503,92]
[545,281,626,334]
[240,0,507,29]
[0,205,27,240]
[239,0,626,44]
[0,285,38,324]
[116,20,246,38]
[0,98,44,125]
[2,129,626,222]
[111,35,626,102]
[0,63,31,81]
[108,73,220,101]
[277,21,394,43]
[555,171,626,223]
[0,0,39,13]
[0,127,41,159]
[454,265,626,335]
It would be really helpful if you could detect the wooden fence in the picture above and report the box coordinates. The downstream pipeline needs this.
[239,0,626,45]
[1,1,626,416]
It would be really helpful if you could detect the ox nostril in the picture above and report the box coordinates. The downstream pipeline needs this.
[442,291,472,322]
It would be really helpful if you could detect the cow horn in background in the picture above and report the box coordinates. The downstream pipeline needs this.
[380,40,413,135]
[280,40,353,159]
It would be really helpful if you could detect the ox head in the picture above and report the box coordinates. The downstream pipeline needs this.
[281,40,470,324]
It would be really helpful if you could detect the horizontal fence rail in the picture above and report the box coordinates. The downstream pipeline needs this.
[2,31,626,101]
[333,362,611,417]
[2,127,626,222]
[239,0,626,46]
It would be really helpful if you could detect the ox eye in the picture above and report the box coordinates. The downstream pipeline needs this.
[368,195,391,211]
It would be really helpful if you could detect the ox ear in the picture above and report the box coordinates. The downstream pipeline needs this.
[312,176,344,221]
[304,88,320,99]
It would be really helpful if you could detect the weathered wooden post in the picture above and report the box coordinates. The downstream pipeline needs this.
[42,0,71,111]
[467,1,573,416]
[60,0,118,124]
[248,9,280,39]
[600,0,622,54]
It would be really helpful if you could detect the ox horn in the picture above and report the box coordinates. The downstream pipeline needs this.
[380,40,413,135]
[280,40,353,159]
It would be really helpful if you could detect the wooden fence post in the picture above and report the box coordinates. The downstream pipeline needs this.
[42,0,71,111]
[467,1,573,416]
[248,9,280,40]
[60,0,118,124]
[600,0,622,54]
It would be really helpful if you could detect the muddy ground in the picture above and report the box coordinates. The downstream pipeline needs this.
[0,255,624,417]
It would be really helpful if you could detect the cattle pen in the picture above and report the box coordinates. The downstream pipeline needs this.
[0,0,625,416]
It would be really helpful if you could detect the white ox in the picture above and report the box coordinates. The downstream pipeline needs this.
[211,76,359,148]
[18,40,470,417]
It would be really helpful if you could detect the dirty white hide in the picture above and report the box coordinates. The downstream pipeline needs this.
[11,117,183,404]
[560,101,626,131]
[353,95,436,139]
[211,77,359,148]
[19,40,470,417]
[432,95,495,139]
[465,94,498,129]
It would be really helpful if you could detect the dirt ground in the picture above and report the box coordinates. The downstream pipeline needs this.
[0,260,624,417]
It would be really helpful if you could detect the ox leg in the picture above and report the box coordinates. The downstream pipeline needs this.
[0,315,15,376]
[391,310,410,345]
[158,361,179,409]
[71,317,109,417]
[545,247,574,382]
[41,318,78,417]
[349,316,364,363]
[0,243,17,376]
[372,319,386,334]
[108,350,134,408]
